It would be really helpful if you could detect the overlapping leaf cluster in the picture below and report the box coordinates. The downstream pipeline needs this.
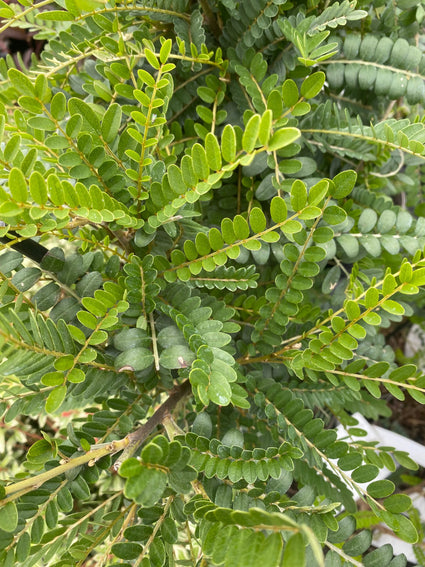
[1,1,425,566]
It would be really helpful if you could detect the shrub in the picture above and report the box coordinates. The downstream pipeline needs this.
[1,0,425,565]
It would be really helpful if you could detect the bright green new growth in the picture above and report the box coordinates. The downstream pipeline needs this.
[0,0,425,565]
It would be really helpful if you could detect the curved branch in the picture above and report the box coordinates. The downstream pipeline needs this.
[2,380,192,502]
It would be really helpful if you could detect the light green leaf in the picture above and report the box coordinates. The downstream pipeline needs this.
[360,235,381,257]
[77,310,98,330]
[242,114,261,152]
[300,71,325,99]
[205,132,222,171]
[268,127,300,151]
[119,457,141,478]
[308,180,328,205]
[270,196,287,223]
[381,300,404,315]
[258,109,272,145]
[68,98,100,132]
[29,171,48,205]
[331,170,357,199]
[397,210,412,233]
[192,143,209,179]
[144,48,160,70]
[249,207,267,232]
[159,38,172,63]
[19,96,43,114]
[27,116,56,131]
[45,385,67,414]
[299,205,322,220]
[0,502,18,533]
[382,273,397,295]
[9,167,27,202]
[290,180,307,211]
[124,467,167,505]
[377,210,396,233]
[411,268,425,286]
[393,514,418,543]
[282,532,305,567]
[101,103,122,144]
[50,92,66,120]
[221,124,236,162]
[282,79,299,107]
[8,68,35,95]
[233,215,250,239]
[323,205,347,225]
[209,372,232,406]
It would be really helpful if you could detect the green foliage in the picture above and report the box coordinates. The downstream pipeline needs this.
[327,34,425,105]
[0,1,425,565]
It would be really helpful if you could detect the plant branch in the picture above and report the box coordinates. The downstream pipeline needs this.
[2,380,192,501]
[2,438,129,501]
[113,379,192,470]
